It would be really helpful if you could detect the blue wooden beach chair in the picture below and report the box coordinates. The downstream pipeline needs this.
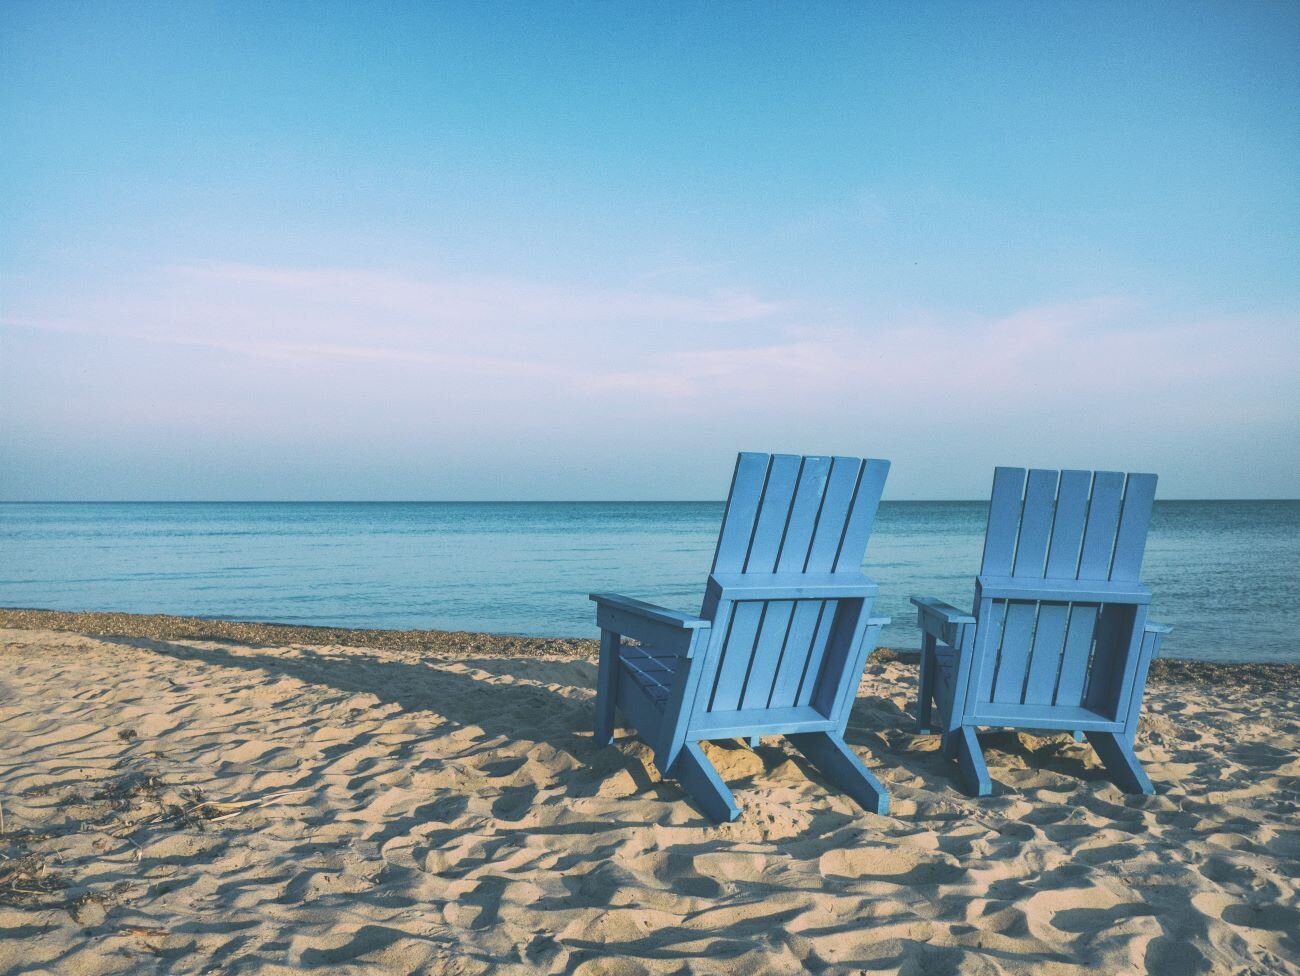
[912,467,1172,797]
[591,452,892,822]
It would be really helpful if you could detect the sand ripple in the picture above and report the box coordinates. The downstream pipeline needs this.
[1,627,1297,975]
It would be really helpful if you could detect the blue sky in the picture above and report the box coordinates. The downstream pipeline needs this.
[2,1,1296,499]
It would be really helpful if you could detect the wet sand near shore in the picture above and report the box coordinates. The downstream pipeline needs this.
[3,607,1295,687]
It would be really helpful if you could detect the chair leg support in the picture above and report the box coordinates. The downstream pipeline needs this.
[593,702,616,749]
[916,639,936,735]
[593,631,618,748]
[1086,731,1155,795]
[955,726,992,797]
[788,731,890,816]
[675,741,741,824]
[941,726,960,760]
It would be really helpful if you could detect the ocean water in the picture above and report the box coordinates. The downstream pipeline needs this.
[0,501,1296,663]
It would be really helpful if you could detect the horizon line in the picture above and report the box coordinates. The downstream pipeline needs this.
[2,498,1297,505]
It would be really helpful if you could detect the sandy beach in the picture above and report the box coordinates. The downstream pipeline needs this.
[1,609,1296,975]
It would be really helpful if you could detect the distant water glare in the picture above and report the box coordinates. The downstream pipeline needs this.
[1,501,1296,663]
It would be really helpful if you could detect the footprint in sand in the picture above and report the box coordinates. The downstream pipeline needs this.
[818,846,965,886]
[1220,902,1300,934]
[1021,884,1155,946]
[639,851,722,898]
[478,755,528,778]
[1073,841,1143,866]
[291,924,436,968]
[491,783,539,821]
[1197,853,1267,887]
[692,851,770,884]
[221,738,285,764]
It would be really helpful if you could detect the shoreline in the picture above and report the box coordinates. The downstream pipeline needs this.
[0,607,595,660]
[2,605,1296,688]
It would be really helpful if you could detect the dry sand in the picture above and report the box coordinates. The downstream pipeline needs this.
[0,611,1296,975]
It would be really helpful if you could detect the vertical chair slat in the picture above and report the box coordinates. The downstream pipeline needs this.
[833,459,890,572]
[709,601,764,712]
[1110,474,1157,582]
[973,599,1007,702]
[1022,603,1069,705]
[981,467,1026,576]
[690,600,736,718]
[767,600,825,708]
[1078,471,1125,579]
[992,602,1037,703]
[744,454,803,573]
[1013,469,1059,578]
[711,453,772,573]
[776,456,832,573]
[820,600,875,725]
[1120,620,1163,737]
[956,596,997,734]
[1045,470,1092,578]
[795,600,839,706]
[657,625,717,772]
[805,457,864,572]
[740,600,795,710]
[1054,603,1098,706]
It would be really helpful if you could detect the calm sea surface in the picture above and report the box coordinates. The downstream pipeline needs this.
[1,501,1297,663]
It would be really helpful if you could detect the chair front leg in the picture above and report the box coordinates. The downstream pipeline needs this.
[955,727,992,796]
[1086,730,1155,795]
[788,731,889,816]
[674,741,741,823]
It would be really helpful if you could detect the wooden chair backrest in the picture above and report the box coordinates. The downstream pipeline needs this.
[972,467,1157,713]
[696,453,889,717]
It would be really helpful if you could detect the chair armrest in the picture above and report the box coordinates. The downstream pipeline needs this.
[589,593,710,628]
[590,593,711,656]
[910,596,975,625]
[910,596,975,645]
[1143,620,1171,659]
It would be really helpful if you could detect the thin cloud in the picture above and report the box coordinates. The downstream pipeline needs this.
[591,301,1300,423]
[172,262,785,327]
[5,264,1296,428]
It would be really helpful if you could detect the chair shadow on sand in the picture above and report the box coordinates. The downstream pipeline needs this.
[840,685,1121,807]
[100,634,1125,823]
[95,634,670,811]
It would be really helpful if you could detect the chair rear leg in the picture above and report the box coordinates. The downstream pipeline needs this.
[917,635,936,734]
[788,731,889,815]
[746,735,761,749]
[674,741,741,823]
[955,726,992,797]
[593,631,619,747]
[1086,731,1155,795]
[941,714,963,759]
